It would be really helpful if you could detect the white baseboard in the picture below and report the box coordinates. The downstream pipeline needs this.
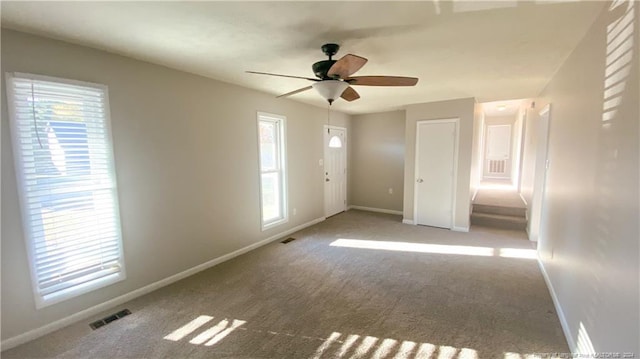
[537,256,576,352]
[519,193,529,206]
[348,205,403,216]
[452,226,470,232]
[0,216,325,351]
[402,219,414,225]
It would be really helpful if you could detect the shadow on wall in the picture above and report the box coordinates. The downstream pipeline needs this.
[580,0,636,354]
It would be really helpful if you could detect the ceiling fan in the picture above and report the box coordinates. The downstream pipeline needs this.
[247,43,418,105]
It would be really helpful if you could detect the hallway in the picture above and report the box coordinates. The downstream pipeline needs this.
[471,181,528,231]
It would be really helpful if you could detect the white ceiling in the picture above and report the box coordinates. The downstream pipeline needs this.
[481,98,526,117]
[1,1,604,115]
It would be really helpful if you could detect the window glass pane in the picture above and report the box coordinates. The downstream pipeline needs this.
[328,135,343,148]
[259,121,277,171]
[7,74,124,307]
[261,172,281,222]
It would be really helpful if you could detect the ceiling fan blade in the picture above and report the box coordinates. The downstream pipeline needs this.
[277,86,313,98]
[341,86,360,102]
[246,71,319,82]
[347,76,419,86]
[327,54,368,79]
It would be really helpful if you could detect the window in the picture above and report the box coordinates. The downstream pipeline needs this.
[6,72,125,308]
[328,135,343,148]
[257,112,287,229]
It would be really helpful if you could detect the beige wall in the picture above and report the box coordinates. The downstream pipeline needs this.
[403,97,475,230]
[525,1,638,352]
[350,111,405,212]
[1,30,350,341]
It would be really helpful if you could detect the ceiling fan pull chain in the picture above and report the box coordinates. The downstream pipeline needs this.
[327,103,331,133]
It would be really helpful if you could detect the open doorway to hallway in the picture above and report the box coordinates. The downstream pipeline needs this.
[472,99,530,233]
[478,99,528,188]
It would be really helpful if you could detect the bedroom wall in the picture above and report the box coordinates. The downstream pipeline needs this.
[528,0,638,352]
[350,111,405,212]
[1,29,350,342]
[403,97,475,231]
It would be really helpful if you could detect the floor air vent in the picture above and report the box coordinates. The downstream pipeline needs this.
[281,237,296,244]
[90,309,131,330]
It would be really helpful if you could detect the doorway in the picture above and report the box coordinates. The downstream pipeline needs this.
[414,119,458,229]
[324,126,347,217]
[483,124,512,180]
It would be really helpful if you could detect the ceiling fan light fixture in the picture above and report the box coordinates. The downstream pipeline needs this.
[312,80,349,104]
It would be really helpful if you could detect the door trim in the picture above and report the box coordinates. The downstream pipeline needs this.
[529,104,551,242]
[412,118,460,229]
[323,125,348,217]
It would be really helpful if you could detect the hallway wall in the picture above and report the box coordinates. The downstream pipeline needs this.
[528,0,639,352]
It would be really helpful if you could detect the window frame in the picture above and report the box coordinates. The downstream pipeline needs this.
[257,112,288,230]
[5,72,126,308]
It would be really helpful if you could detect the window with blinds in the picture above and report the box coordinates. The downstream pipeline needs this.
[257,112,287,229]
[6,72,125,308]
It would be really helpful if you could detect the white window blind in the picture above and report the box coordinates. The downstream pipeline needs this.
[257,113,287,229]
[6,72,125,308]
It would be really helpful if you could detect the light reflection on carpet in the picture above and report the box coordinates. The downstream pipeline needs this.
[330,239,537,259]
[163,316,246,347]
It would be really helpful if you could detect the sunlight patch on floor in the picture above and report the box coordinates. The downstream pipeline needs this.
[163,315,213,341]
[331,239,537,260]
[163,316,246,347]
[312,332,478,359]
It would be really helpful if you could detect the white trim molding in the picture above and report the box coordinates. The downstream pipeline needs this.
[452,226,470,232]
[402,219,415,225]
[519,193,529,207]
[348,205,403,216]
[0,216,325,351]
[537,256,576,352]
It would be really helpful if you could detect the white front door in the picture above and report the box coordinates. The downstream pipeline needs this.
[415,120,457,229]
[324,126,347,217]
[484,124,512,179]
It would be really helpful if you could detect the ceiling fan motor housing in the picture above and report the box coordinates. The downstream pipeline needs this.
[312,60,337,79]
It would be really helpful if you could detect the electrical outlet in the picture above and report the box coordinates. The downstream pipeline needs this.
[388,188,393,195]
[293,208,297,216]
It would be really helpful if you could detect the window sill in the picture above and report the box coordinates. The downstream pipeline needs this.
[261,218,288,231]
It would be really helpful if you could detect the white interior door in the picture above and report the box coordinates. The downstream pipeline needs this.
[483,124,512,179]
[324,127,347,217]
[415,120,457,229]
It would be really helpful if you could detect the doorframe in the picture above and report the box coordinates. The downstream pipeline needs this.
[412,118,460,229]
[529,104,551,242]
[323,125,348,217]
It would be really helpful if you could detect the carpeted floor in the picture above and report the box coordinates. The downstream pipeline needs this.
[2,210,567,358]
[474,181,526,209]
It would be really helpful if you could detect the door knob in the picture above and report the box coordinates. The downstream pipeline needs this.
[416,178,424,183]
